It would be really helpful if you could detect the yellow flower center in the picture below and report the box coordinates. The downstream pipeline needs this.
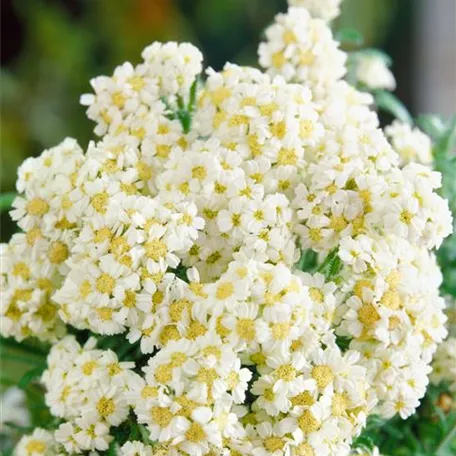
[291,391,315,407]
[96,397,115,418]
[311,364,334,389]
[151,406,173,427]
[186,422,206,442]
[264,437,285,452]
[82,361,97,376]
[216,282,234,300]
[145,239,168,261]
[236,319,256,341]
[48,241,69,264]
[276,364,297,381]
[26,198,49,216]
[25,440,46,454]
[309,287,324,303]
[271,322,291,340]
[298,410,320,433]
[358,303,380,327]
[91,192,109,214]
[96,273,115,295]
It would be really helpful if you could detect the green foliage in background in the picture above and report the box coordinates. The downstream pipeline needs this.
[354,382,456,456]
[0,0,398,199]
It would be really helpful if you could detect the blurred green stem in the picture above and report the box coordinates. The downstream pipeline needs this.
[436,422,456,456]
[0,192,17,212]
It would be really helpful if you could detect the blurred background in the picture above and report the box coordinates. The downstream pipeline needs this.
[1,0,455,243]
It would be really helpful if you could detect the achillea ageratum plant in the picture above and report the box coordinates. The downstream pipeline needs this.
[2,0,456,455]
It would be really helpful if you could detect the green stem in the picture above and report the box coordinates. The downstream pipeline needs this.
[0,337,49,356]
[436,421,456,456]
[3,421,35,433]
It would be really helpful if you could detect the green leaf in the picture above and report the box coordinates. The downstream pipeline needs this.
[328,255,343,279]
[335,28,364,46]
[3,421,35,433]
[128,421,140,441]
[416,114,446,140]
[296,249,318,272]
[352,433,375,451]
[0,192,17,213]
[138,424,155,445]
[107,441,119,456]
[18,365,46,389]
[316,248,338,273]
[335,335,352,352]
[313,248,343,280]
[178,110,191,134]
[188,78,199,113]
[176,95,185,111]
[0,336,49,356]
[436,421,456,456]
[373,90,413,124]
[434,116,456,162]
[1,352,45,365]
[116,341,140,361]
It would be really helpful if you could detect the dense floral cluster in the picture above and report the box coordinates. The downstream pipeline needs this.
[259,7,346,96]
[430,337,456,393]
[42,336,141,453]
[385,120,433,165]
[5,1,453,455]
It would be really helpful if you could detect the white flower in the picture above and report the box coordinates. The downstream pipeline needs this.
[258,7,346,94]
[0,387,30,432]
[380,393,420,419]
[431,337,456,392]
[74,419,113,451]
[119,441,154,456]
[356,54,396,91]
[339,236,373,273]
[14,428,58,456]
[386,120,433,165]
[288,0,342,21]
[172,408,222,455]
[54,422,83,454]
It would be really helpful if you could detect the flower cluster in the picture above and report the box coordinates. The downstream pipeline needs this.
[2,139,84,342]
[124,261,375,455]
[288,0,342,22]
[53,191,202,336]
[42,336,140,453]
[14,429,61,456]
[431,337,456,392]
[385,120,433,165]
[8,0,454,455]
[258,7,347,96]
[355,54,396,91]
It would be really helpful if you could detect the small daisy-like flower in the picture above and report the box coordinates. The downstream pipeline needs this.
[14,428,58,456]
